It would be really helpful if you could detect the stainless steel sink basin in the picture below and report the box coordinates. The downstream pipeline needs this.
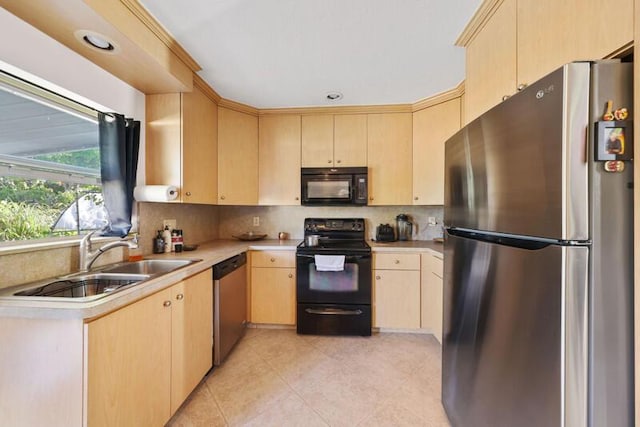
[8,258,200,301]
[13,273,150,298]
[101,259,197,275]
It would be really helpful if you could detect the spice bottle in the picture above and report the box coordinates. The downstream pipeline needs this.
[174,229,184,253]
[162,226,172,253]
[171,230,178,252]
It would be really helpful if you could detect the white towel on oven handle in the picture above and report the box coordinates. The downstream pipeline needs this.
[314,255,346,271]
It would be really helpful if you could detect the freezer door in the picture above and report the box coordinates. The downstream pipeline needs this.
[442,232,588,427]
[444,63,590,241]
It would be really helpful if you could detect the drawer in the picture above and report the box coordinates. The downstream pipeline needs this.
[423,253,443,278]
[251,250,296,268]
[374,253,420,270]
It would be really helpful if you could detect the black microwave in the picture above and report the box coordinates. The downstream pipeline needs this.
[301,167,368,206]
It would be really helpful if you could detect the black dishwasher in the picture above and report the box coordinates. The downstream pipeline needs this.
[212,252,247,365]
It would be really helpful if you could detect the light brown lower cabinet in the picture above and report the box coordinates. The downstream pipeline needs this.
[373,253,421,329]
[87,270,212,426]
[250,250,296,325]
[421,253,443,343]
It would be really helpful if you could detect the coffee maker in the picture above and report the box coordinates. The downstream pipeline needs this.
[395,214,413,241]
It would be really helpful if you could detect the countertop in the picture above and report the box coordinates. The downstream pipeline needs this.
[368,240,443,255]
[0,238,442,319]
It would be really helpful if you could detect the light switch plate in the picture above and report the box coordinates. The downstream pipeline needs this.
[163,219,177,230]
[253,216,260,226]
[427,217,437,226]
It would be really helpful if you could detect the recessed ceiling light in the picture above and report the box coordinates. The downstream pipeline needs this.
[74,30,119,54]
[326,92,343,101]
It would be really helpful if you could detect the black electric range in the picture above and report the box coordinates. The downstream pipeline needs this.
[296,218,372,336]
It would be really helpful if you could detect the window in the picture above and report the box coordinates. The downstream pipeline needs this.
[0,71,107,242]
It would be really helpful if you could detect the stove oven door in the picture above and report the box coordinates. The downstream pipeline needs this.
[296,252,371,305]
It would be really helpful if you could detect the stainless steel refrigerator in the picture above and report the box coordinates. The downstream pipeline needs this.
[443,61,634,427]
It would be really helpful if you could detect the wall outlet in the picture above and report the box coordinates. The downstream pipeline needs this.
[427,217,437,226]
[253,216,260,227]
[163,219,177,231]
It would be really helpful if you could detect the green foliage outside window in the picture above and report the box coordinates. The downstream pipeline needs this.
[0,177,101,242]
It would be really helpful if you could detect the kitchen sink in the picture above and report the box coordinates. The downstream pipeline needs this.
[101,259,197,275]
[13,273,151,299]
[7,258,201,301]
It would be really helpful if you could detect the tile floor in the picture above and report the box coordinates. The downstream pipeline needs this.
[167,328,450,427]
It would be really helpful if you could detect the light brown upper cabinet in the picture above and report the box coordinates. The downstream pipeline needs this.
[217,107,259,205]
[464,0,517,124]
[413,98,461,205]
[334,114,367,166]
[462,0,633,124]
[258,115,301,205]
[367,113,413,205]
[301,114,367,167]
[301,115,334,167]
[517,0,633,86]
[146,84,218,204]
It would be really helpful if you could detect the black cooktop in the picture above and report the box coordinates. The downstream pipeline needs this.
[298,218,370,254]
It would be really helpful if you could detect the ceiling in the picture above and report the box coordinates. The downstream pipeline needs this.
[140,0,482,109]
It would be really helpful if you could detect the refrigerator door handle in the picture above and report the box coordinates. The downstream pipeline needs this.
[447,227,558,250]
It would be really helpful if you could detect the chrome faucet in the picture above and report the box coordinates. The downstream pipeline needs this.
[79,231,139,272]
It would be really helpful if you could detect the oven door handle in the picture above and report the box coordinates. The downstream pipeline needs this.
[305,308,363,316]
[297,254,369,259]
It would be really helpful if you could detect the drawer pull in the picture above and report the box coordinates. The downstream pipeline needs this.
[220,195,226,200]
[395,260,400,264]
[163,300,172,307]
[176,294,184,301]
[375,275,381,280]
[185,191,191,196]
[288,273,293,278]
[270,258,275,262]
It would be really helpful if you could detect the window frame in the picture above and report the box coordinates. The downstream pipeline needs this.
[0,69,113,246]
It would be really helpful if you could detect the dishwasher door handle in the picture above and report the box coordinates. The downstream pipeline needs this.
[305,307,363,316]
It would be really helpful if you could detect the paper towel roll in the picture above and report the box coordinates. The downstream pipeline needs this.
[133,185,179,202]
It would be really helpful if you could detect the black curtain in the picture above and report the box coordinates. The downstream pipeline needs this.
[98,112,140,237]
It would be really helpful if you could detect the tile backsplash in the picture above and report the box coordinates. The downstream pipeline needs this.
[1,204,442,287]
[137,202,220,255]
[217,205,444,241]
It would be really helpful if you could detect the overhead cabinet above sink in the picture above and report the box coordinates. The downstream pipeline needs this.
[146,81,218,204]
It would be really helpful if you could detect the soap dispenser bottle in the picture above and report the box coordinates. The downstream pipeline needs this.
[162,225,172,253]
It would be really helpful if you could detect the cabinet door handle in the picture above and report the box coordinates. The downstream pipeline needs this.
[336,159,341,164]
[185,191,192,196]
[295,197,299,201]
[395,260,400,264]
[270,258,276,262]
[375,275,381,280]
[327,160,332,164]
[414,196,419,201]
[176,294,184,301]
[502,95,510,101]
[220,195,225,200]
[369,197,374,201]
[288,273,293,278]
[163,300,172,307]
[517,83,527,91]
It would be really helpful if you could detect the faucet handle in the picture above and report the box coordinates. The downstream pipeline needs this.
[126,232,139,246]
